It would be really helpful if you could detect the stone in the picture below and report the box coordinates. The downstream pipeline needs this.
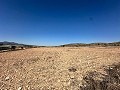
[18,87,22,90]
[5,76,10,81]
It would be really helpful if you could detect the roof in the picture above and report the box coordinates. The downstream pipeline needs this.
[0,45,12,47]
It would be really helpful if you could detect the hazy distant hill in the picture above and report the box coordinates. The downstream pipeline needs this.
[0,41,37,48]
[60,42,120,47]
[0,41,19,45]
[1,41,120,47]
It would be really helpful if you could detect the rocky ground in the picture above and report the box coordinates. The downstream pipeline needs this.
[0,47,120,90]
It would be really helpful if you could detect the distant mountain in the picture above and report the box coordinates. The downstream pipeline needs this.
[0,41,20,45]
[1,41,120,47]
[60,42,120,47]
[0,41,38,48]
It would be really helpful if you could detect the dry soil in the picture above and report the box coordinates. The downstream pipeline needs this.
[0,47,120,90]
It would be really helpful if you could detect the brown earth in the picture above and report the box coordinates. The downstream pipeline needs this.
[0,47,120,90]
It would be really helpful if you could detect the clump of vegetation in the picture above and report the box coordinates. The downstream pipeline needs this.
[60,42,120,47]
[80,63,120,90]
[68,67,77,72]
[0,41,38,52]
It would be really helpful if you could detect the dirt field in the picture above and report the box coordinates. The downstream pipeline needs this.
[0,47,120,90]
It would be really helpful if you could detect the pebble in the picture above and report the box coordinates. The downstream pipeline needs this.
[71,76,75,79]
[5,76,10,81]
[110,67,113,69]
[18,87,22,90]
[84,85,86,87]
[58,79,60,82]
[26,85,30,89]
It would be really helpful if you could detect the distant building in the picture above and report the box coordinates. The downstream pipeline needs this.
[0,45,11,51]
[0,45,24,52]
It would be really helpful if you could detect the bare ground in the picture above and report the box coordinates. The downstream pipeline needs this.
[0,47,120,90]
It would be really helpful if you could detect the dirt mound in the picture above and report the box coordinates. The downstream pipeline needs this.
[80,63,120,90]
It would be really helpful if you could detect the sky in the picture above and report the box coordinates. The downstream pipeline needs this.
[0,0,120,46]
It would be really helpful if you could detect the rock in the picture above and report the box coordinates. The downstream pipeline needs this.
[58,79,60,82]
[18,87,22,90]
[71,76,75,79]
[110,67,113,69]
[5,76,10,81]
[68,67,77,72]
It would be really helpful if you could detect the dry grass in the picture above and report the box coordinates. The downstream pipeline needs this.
[0,47,120,90]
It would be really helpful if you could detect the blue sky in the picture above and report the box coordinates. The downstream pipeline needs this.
[0,0,120,46]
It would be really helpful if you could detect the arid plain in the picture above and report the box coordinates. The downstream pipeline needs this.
[0,47,120,90]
